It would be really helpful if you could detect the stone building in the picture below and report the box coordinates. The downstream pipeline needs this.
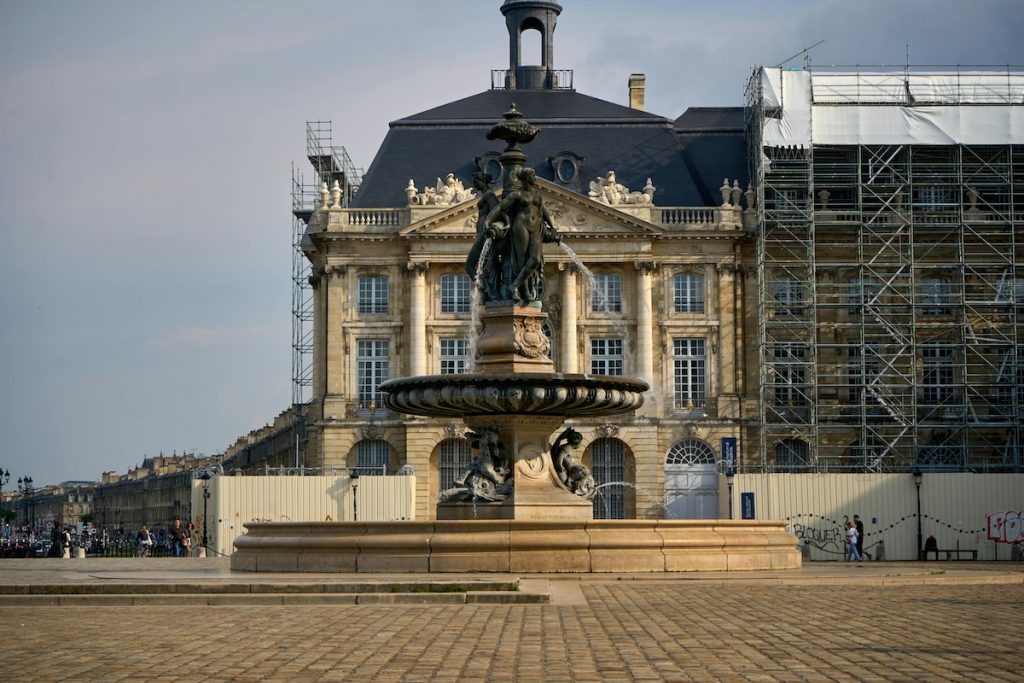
[746,66,1024,474]
[292,1,1024,522]
[296,0,755,520]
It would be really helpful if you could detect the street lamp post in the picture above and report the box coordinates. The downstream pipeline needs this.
[198,470,211,557]
[350,470,359,521]
[0,468,9,537]
[725,470,736,520]
[913,468,923,560]
[18,477,34,532]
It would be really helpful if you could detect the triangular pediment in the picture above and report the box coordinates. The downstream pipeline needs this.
[400,179,662,239]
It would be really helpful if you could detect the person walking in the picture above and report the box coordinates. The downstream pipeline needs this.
[853,514,869,561]
[48,521,64,558]
[136,525,153,557]
[169,518,187,558]
[845,521,862,561]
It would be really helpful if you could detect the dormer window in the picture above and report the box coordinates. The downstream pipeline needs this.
[549,151,585,185]
[476,153,504,186]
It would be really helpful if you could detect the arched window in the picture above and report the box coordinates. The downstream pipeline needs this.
[665,440,716,466]
[354,440,391,475]
[541,321,556,364]
[519,26,542,66]
[774,439,810,472]
[437,438,472,496]
[916,443,964,471]
[589,438,625,519]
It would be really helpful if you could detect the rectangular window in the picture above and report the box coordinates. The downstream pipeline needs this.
[673,338,706,409]
[439,338,469,374]
[673,273,705,313]
[995,345,1024,413]
[590,338,624,376]
[848,345,881,404]
[440,274,471,314]
[921,277,951,316]
[358,275,389,314]
[772,278,804,316]
[915,186,955,211]
[591,273,622,313]
[847,276,880,315]
[921,343,955,405]
[995,275,1024,312]
[356,339,390,404]
[773,343,808,407]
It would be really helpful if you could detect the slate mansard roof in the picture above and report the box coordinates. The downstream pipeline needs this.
[352,90,748,209]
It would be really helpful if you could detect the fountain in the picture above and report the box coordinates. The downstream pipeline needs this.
[231,107,801,573]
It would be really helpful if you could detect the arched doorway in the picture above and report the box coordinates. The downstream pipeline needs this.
[352,439,392,475]
[664,439,718,519]
[433,438,472,499]
[587,438,630,519]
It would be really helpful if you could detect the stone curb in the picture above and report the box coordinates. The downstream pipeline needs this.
[0,581,518,596]
[0,592,541,606]
[466,591,549,604]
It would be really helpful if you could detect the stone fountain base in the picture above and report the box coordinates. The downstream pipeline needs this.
[231,519,801,573]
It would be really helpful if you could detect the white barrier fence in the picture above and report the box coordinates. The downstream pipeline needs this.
[729,472,1024,561]
[191,475,416,557]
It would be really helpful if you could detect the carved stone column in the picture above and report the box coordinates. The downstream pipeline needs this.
[717,263,738,417]
[408,262,429,376]
[559,264,578,374]
[635,261,657,401]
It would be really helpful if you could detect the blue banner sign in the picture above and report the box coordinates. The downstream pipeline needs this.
[741,492,755,520]
[721,437,737,474]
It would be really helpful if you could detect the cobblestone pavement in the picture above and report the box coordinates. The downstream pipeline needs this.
[4,582,1022,681]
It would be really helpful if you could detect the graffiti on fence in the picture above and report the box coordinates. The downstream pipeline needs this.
[791,522,845,553]
[987,511,1023,544]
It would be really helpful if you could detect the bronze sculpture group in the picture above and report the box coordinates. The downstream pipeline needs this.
[466,168,560,305]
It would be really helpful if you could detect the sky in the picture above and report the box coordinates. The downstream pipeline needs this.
[1,0,1021,487]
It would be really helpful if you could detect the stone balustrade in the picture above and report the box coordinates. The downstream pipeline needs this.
[315,204,747,232]
[660,207,720,227]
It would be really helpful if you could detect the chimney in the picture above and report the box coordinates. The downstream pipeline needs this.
[629,73,646,111]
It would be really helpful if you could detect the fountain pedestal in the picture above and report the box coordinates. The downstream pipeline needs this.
[474,304,554,374]
[437,415,593,521]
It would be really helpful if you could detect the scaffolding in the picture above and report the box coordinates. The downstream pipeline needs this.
[746,66,1024,473]
[291,121,362,450]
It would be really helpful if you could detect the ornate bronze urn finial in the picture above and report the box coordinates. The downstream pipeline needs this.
[486,104,539,152]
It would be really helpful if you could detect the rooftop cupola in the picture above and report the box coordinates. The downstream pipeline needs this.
[500,0,564,90]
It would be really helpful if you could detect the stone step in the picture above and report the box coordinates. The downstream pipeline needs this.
[0,580,519,595]
[0,590,548,607]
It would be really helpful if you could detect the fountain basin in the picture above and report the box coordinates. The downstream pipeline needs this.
[231,519,801,573]
[380,373,648,418]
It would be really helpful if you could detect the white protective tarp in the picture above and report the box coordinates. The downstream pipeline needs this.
[761,67,782,109]
[762,69,812,147]
[813,104,1024,145]
[812,71,1024,105]
[759,68,1024,146]
[813,73,906,103]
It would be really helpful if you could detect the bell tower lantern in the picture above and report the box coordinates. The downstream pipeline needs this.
[501,0,563,90]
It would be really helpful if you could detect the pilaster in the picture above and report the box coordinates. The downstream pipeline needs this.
[717,262,739,418]
[407,262,429,377]
[559,263,578,374]
[634,261,658,411]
